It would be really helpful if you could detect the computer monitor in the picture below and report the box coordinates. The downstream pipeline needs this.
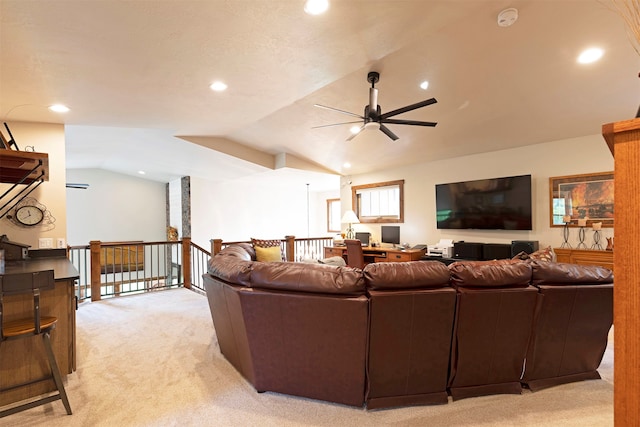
[381,226,400,246]
[355,232,370,246]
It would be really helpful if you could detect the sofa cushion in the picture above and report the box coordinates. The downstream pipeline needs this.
[251,261,365,295]
[449,259,532,288]
[207,256,252,287]
[251,238,283,261]
[364,261,451,290]
[217,244,254,261]
[531,261,613,286]
[513,246,556,262]
[254,245,283,262]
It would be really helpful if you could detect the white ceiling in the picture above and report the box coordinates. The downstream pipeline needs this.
[1,0,638,190]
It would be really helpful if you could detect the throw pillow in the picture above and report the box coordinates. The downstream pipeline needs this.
[512,251,530,261]
[529,246,556,262]
[251,238,281,248]
[254,245,283,262]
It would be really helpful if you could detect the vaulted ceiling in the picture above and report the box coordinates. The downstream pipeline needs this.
[1,1,638,188]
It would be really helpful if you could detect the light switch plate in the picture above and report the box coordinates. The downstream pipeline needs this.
[57,238,66,248]
[39,238,53,249]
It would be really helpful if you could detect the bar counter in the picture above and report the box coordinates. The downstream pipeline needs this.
[0,257,79,408]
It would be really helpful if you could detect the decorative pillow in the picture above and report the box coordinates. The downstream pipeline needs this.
[528,246,556,262]
[251,238,281,248]
[254,245,283,262]
[512,251,530,261]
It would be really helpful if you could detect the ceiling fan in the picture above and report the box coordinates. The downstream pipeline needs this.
[313,71,437,141]
[66,183,89,189]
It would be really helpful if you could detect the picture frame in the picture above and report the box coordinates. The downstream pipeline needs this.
[549,171,614,227]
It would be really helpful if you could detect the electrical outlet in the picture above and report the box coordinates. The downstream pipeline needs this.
[57,238,66,249]
[39,238,53,249]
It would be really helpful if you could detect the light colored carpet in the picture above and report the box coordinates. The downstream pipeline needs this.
[1,288,613,426]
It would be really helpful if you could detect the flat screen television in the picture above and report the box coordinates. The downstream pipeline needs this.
[381,225,400,245]
[436,174,532,230]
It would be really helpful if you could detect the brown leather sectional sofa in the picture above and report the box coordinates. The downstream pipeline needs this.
[203,243,613,409]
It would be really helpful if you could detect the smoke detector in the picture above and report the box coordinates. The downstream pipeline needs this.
[497,8,518,27]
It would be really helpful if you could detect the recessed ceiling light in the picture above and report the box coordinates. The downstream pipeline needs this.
[209,81,228,91]
[49,104,70,113]
[420,81,429,90]
[578,47,604,64]
[138,170,146,175]
[304,0,329,15]
[343,162,351,169]
[349,125,361,134]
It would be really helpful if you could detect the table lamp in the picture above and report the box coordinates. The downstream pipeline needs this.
[341,210,360,239]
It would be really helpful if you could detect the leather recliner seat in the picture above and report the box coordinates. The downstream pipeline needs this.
[364,261,457,409]
[447,260,538,401]
[521,261,613,391]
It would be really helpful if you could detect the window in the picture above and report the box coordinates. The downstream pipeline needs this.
[352,180,404,223]
[326,198,341,232]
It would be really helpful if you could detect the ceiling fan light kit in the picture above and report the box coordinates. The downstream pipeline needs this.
[313,71,437,141]
[497,8,518,27]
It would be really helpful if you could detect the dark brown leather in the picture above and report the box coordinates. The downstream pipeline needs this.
[522,261,613,391]
[364,260,450,290]
[239,289,369,407]
[449,259,531,288]
[251,261,365,295]
[203,275,256,384]
[216,243,255,261]
[204,245,612,408]
[345,239,365,268]
[447,260,538,400]
[365,261,456,408]
[530,260,613,286]
[207,256,252,287]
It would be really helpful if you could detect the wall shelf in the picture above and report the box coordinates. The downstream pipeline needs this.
[0,150,49,218]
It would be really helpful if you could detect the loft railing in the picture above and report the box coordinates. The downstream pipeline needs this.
[68,236,333,302]
[210,236,334,261]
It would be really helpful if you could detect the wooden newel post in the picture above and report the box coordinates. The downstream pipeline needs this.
[182,237,191,289]
[89,240,102,302]
[602,118,640,426]
[284,235,295,262]
[211,239,223,256]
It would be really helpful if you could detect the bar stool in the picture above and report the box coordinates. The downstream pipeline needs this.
[0,270,72,417]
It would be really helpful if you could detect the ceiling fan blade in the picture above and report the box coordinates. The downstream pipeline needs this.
[379,124,399,141]
[379,98,437,119]
[346,125,365,141]
[66,183,90,189]
[314,104,363,119]
[369,87,378,116]
[382,118,437,127]
[311,120,363,129]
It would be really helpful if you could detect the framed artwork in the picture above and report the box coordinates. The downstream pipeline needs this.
[549,171,614,227]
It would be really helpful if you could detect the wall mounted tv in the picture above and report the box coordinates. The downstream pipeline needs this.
[436,174,532,230]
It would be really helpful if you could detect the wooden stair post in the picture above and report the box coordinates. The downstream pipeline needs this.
[602,118,640,426]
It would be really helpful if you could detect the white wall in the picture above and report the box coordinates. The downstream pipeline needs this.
[65,169,166,245]
[0,122,67,249]
[189,173,339,249]
[343,134,614,249]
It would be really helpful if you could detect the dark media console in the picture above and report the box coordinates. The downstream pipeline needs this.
[444,240,539,261]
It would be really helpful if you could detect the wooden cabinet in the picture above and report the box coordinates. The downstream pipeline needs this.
[553,248,613,272]
[324,247,345,258]
[324,246,425,264]
[0,259,78,407]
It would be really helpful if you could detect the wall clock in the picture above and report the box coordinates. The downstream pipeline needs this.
[7,197,56,230]
[15,204,45,226]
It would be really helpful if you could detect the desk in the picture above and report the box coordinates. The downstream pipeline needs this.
[0,257,79,407]
[324,246,426,264]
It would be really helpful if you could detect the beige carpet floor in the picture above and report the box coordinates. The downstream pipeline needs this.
[1,288,614,427]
